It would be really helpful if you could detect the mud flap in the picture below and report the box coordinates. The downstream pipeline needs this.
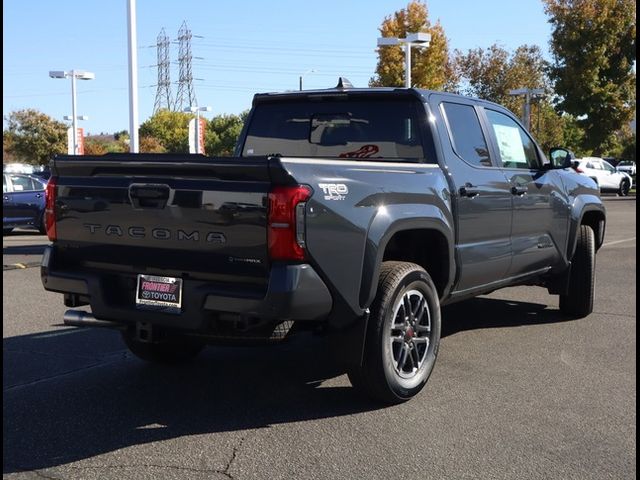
[328,310,369,368]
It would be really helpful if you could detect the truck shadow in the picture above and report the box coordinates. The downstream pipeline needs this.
[3,329,374,474]
[442,297,570,338]
[4,297,570,473]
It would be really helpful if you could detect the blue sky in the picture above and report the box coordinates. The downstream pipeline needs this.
[3,0,551,134]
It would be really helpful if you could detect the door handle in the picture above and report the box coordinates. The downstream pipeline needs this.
[459,183,480,198]
[511,185,528,196]
[35,193,43,198]
[3,196,9,201]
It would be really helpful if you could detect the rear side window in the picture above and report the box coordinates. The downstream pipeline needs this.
[485,109,540,169]
[441,102,491,167]
[9,175,37,192]
[242,98,428,162]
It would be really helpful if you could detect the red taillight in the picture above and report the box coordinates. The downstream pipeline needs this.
[268,185,311,261]
[45,177,57,241]
[574,167,584,173]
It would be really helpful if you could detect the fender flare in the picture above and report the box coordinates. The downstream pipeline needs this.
[567,196,606,259]
[359,204,454,308]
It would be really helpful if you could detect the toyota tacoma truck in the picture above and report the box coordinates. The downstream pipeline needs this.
[41,81,606,403]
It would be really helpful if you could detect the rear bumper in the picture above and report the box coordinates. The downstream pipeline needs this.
[41,246,333,331]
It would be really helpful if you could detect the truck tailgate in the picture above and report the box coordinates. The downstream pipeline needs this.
[52,154,277,280]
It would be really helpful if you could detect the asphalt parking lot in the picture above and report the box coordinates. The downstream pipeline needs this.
[3,196,636,480]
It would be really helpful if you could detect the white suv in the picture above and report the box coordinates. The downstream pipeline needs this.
[573,157,633,196]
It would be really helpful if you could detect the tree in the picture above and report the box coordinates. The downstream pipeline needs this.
[455,44,549,115]
[4,109,67,165]
[370,1,457,90]
[113,130,128,141]
[454,44,584,153]
[83,138,110,156]
[3,131,18,164]
[139,135,167,153]
[529,101,566,153]
[544,0,636,153]
[620,133,635,161]
[139,109,192,153]
[560,114,588,157]
[205,113,247,156]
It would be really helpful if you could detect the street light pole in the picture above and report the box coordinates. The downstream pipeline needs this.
[49,70,95,155]
[508,88,545,131]
[70,71,78,156]
[299,69,316,91]
[404,43,412,88]
[377,32,431,88]
[127,0,140,153]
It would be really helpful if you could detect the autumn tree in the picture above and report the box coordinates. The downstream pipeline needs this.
[454,44,583,153]
[544,0,636,153]
[83,138,110,156]
[455,44,549,115]
[139,135,167,153]
[371,1,457,90]
[3,131,18,164]
[4,109,67,165]
[205,112,247,156]
[139,109,192,153]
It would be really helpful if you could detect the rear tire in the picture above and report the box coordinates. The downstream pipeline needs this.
[618,179,630,196]
[38,213,47,235]
[348,261,441,404]
[122,331,205,364]
[559,225,595,318]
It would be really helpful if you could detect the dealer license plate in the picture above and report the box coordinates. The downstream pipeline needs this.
[135,274,182,313]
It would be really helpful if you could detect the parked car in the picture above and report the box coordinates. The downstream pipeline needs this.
[616,160,636,177]
[3,173,48,234]
[572,157,632,196]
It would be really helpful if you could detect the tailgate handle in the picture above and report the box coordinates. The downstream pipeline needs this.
[129,184,171,209]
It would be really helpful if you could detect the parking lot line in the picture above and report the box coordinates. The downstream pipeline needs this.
[602,237,636,247]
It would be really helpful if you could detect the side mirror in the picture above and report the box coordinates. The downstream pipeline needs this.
[548,147,575,169]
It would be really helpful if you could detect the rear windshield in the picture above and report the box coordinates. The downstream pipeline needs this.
[242,98,427,162]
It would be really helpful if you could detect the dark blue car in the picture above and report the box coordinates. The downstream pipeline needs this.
[3,173,48,234]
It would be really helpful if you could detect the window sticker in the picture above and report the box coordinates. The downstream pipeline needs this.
[492,124,526,165]
[339,144,380,158]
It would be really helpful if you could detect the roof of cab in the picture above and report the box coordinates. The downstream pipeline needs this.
[252,78,505,110]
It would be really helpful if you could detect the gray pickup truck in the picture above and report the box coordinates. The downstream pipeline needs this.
[42,81,606,403]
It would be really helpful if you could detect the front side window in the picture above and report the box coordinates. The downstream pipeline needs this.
[441,102,491,167]
[485,110,540,169]
[242,98,428,162]
[602,161,616,173]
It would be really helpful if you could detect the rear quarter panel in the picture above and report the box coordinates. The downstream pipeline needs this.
[279,158,452,322]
